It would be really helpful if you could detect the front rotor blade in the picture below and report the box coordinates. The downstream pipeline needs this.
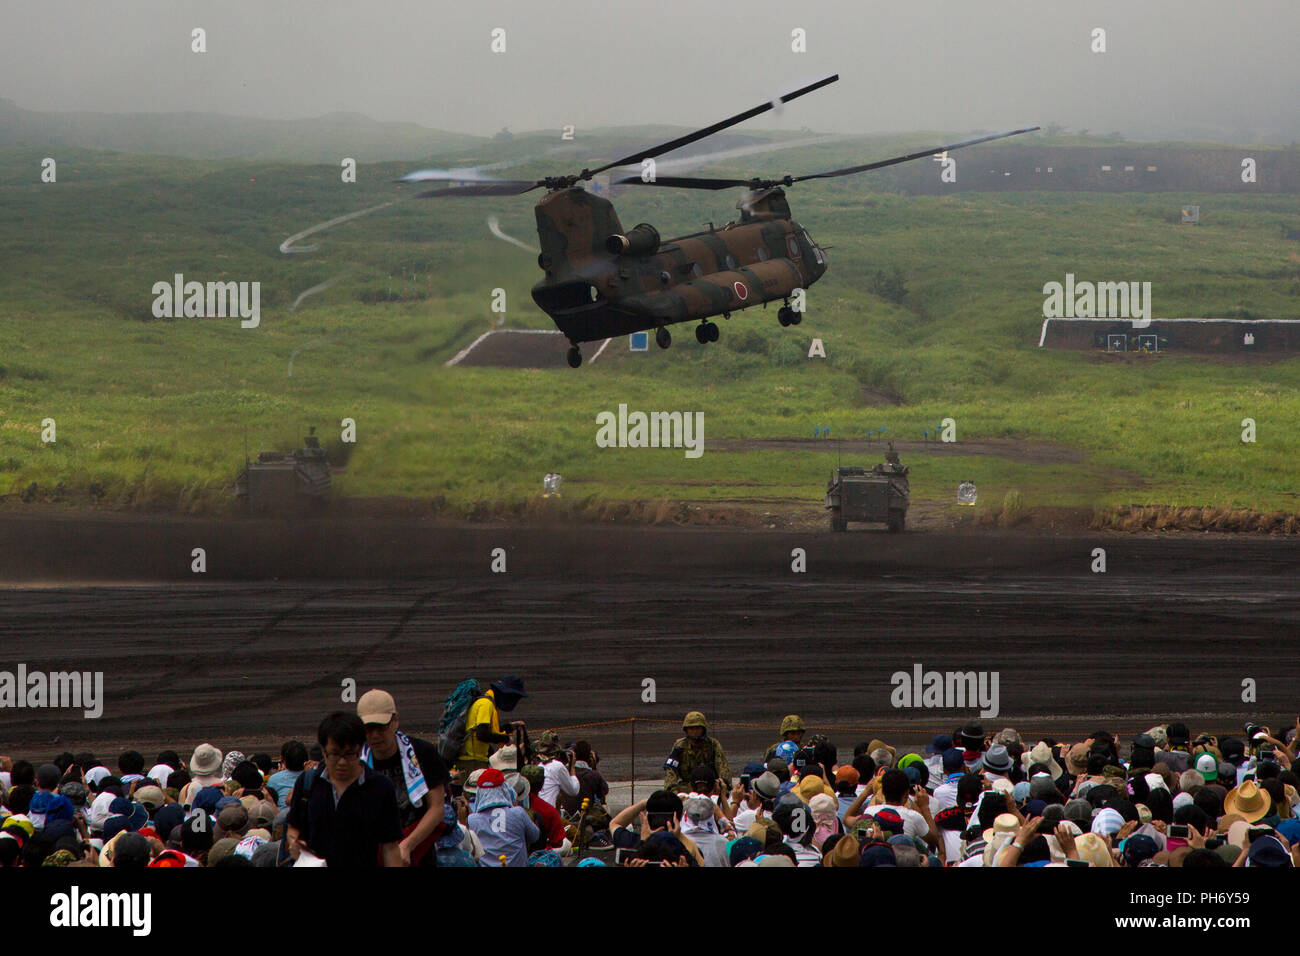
[612,174,754,190]
[586,74,838,177]
[398,168,514,183]
[792,126,1040,182]
[414,181,541,197]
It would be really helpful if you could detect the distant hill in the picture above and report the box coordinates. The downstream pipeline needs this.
[0,99,483,162]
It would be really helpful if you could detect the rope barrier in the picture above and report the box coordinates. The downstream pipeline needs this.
[539,716,1162,738]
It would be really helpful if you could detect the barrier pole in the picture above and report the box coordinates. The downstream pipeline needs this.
[630,717,636,806]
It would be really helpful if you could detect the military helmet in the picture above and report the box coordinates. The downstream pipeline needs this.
[682,711,708,731]
[780,715,807,735]
[520,764,545,790]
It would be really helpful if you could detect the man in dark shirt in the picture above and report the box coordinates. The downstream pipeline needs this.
[558,740,610,815]
[286,711,403,867]
[358,688,449,866]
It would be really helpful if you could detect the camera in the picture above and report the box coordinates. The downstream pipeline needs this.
[1248,827,1274,844]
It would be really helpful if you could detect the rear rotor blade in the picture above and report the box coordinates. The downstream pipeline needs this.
[791,126,1039,182]
[586,74,838,177]
[611,174,754,190]
[634,134,839,174]
[415,181,541,197]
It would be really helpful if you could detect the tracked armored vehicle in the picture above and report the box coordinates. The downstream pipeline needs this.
[236,427,332,515]
[826,447,909,533]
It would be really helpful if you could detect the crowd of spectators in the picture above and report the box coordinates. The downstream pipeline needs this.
[2,687,1297,868]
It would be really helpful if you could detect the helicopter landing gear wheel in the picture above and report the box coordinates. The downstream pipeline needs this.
[695,321,719,344]
[778,306,794,327]
[655,326,672,349]
[566,346,582,368]
[707,321,719,342]
[789,309,802,325]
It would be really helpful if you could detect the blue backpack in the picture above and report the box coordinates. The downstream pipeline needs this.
[437,678,483,764]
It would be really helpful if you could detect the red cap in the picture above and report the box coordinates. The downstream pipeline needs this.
[477,768,506,790]
[148,849,190,867]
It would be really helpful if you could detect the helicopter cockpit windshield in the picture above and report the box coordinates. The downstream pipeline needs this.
[803,229,826,265]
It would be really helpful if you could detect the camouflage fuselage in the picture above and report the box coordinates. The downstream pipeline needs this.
[531,186,827,345]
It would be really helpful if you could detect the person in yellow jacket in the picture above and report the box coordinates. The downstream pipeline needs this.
[457,676,528,776]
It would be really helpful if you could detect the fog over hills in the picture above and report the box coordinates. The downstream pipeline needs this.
[3,0,1297,158]
[0,98,481,162]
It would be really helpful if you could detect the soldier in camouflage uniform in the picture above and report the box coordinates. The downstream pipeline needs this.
[664,711,731,795]
[764,715,808,762]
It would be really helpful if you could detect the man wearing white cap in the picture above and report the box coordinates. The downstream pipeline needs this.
[358,688,450,867]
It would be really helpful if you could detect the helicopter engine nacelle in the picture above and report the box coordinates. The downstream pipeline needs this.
[605,222,660,257]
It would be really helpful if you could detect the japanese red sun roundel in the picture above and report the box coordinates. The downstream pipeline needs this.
[733,281,748,300]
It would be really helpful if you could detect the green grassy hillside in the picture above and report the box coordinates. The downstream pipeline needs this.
[2,140,1299,520]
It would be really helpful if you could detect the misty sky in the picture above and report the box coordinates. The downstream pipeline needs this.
[3,0,1297,141]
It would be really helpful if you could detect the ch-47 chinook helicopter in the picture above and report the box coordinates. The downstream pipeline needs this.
[402,75,1037,368]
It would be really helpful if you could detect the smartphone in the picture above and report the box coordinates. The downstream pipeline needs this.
[642,860,662,866]
[1065,858,1089,868]
[740,773,751,791]
[1259,747,1276,762]
[1169,824,1189,838]
[1248,827,1273,844]
[614,847,633,865]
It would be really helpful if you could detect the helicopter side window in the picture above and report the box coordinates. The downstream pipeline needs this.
[691,263,703,278]
[724,254,737,271]
[786,236,800,258]
[757,247,769,262]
